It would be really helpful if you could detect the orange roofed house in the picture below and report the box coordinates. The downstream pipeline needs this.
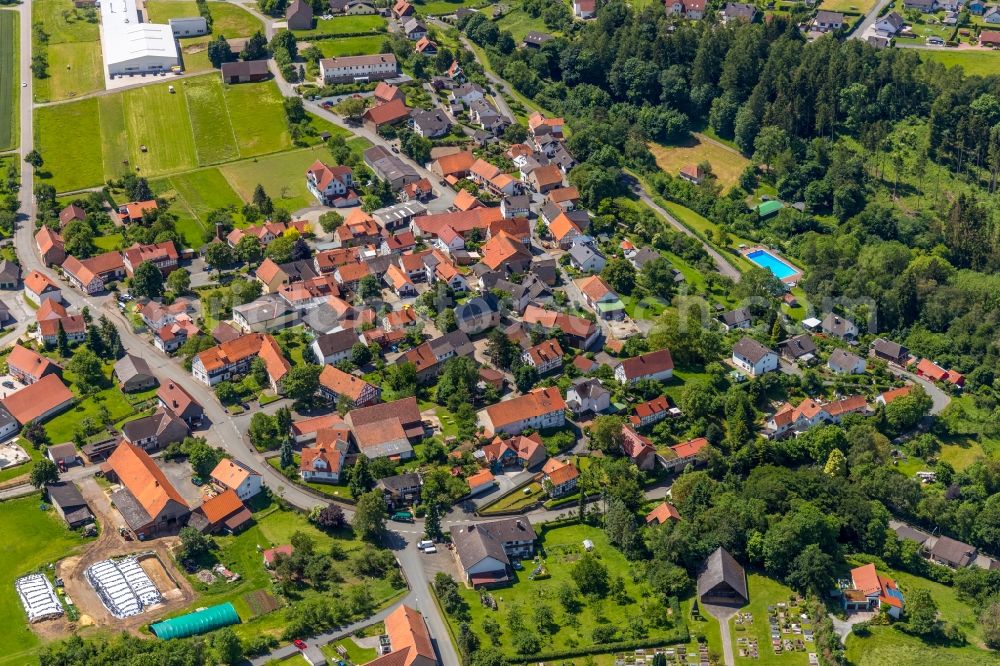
[191,333,290,393]
[210,458,263,501]
[661,436,709,472]
[364,605,437,666]
[187,488,253,534]
[318,365,382,408]
[105,442,190,538]
[541,458,579,497]
[479,386,566,435]
[24,270,61,306]
[646,501,681,525]
[842,563,904,618]
[363,98,412,132]
[122,241,179,276]
[35,227,66,266]
[118,200,158,224]
[6,343,62,385]
[306,160,358,208]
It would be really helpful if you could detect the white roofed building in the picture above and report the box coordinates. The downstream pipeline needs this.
[101,0,181,77]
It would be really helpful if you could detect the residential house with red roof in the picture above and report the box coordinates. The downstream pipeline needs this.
[24,270,61,306]
[631,395,680,428]
[59,204,87,228]
[319,365,381,408]
[479,386,566,435]
[614,349,674,385]
[521,305,599,350]
[481,433,547,470]
[192,333,290,393]
[363,99,412,132]
[528,112,564,138]
[35,299,86,345]
[6,344,62,384]
[521,338,564,374]
[122,241,179,276]
[210,458,262,501]
[480,231,532,273]
[765,395,870,438]
[35,227,66,265]
[62,256,104,294]
[374,81,405,104]
[842,563,904,618]
[158,381,204,426]
[662,437,709,472]
[306,161,358,207]
[646,501,681,525]
[365,605,437,666]
[117,200,158,224]
[300,437,349,484]
[541,458,579,497]
[188,488,252,534]
[1,374,75,425]
[621,425,657,470]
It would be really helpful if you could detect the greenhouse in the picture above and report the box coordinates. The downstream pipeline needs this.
[150,602,241,640]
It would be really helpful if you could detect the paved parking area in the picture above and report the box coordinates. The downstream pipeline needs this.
[420,544,461,582]
[157,459,205,506]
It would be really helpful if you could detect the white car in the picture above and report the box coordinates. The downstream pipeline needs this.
[423,546,437,554]
[417,540,434,550]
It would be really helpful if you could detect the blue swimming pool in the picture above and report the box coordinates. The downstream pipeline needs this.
[746,249,797,280]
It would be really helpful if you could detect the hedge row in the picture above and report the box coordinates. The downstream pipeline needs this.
[506,630,691,664]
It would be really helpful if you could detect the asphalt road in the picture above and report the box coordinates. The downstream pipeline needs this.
[849,0,894,40]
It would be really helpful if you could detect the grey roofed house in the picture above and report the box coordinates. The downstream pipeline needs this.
[0,403,18,437]
[364,254,394,277]
[722,2,757,20]
[364,145,421,191]
[821,312,857,340]
[450,518,537,582]
[410,109,451,138]
[502,194,531,211]
[450,82,486,102]
[627,248,661,271]
[121,410,189,450]
[871,337,908,363]
[45,481,93,527]
[719,307,752,329]
[376,471,422,494]
[430,329,476,358]
[0,301,11,325]
[566,376,610,412]
[697,546,749,606]
[114,353,157,392]
[778,334,817,361]
[880,11,905,32]
[929,535,977,568]
[732,337,774,365]
[891,520,931,547]
[550,144,576,172]
[47,442,79,467]
[530,254,558,286]
[522,30,553,47]
[278,259,319,283]
[234,295,295,327]
[814,9,844,25]
[456,292,500,326]
[0,260,21,288]
[568,243,604,267]
[314,329,359,358]
[402,17,427,35]
[828,348,864,373]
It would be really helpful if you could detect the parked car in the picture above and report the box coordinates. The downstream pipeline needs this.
[293,639,307,650]
[423,546,437,554]
[391,511,414,522]
[926,36,944,45]
[417,540,434,550]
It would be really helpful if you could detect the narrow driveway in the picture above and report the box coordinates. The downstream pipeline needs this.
[630,181,742,282]
[703,604,738,666]
[888,367,951,415]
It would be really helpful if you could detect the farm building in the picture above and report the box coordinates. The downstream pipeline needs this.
[100,0,180,76]
[221,60,271,84]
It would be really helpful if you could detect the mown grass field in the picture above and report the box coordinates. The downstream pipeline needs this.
[495,6,555,41]
[0,494,88,665]
[0,10,17,151]
[152,168,245,247]
[418,0,487,14]
[649,134,750,192]
[300,14,385,36]
[919,49,1000,78]
[31,0,103,102]
[318,35,389,57]
[36,74,294,192]
[818,0,875,12]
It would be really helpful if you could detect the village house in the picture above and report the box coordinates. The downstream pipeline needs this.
[375,472,423,508]
[466,468,496,496]
[631,395,679,428]
[7,344,62,385]
[403,330,476,383]
[320,53,399,84]
[450,518,536,586]
[828,348,866,375]
[765,396,870,438]
[523,30,553,47]
[661,436,709,472]
[113,354,157,392]
[646,501,681,525]
[541,458,579,497]
[122,241,179,277]
[311,329,360,366]
[220,59,270,84]
[621,425,658,470]
[481,433,547,470]
[318,365,381,408]
[210,458,263,501]
[300,436,349,484]
[565,377,611,416]
[59,203,87,227]
[121,409,189,452]
[306,161,357,208]
[35,300,86,346]
[117,200,157,224]
[0,374,74,425]
[665,0,704,19]
[842,563,904,618]
[778,334,817,364]
[329,0,377,11]
[187,488,253,535]
[479,386,567,435]
[614,349,674,385]
[522,338,564,374]
[345,397,424,459]
[720,1,757,22]
[285,0,313,29]
[575,274,624,321]
[363,98,412,133]
[718,307,751,331]
[368,605,438,666]
[455,294,501,334]
[192,333,290,393]
[821,313,858,341]
[731,337,779,377]
[35,227,66,266]
[46,481,94,528]
[812,9,845,31]
[521,305,600,350]
[158,381,204,426]
[24,270,61,306]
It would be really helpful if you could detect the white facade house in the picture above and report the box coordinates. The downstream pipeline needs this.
[731,337,779,376]
[101,0,181,77]
[319,53,398,83]
[168,17,209,37]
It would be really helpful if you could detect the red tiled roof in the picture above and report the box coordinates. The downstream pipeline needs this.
[484,386,566,430]
[670,437,708,459]
[363,99,411,126]
[645,501,681,524]
[108,442,187,518]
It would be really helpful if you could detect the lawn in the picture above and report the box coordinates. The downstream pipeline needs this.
[440,522,688,656]
[318,35,389,57]
[0,494,89,665]
[818,0,875,12]
[919,50,1000,78]
[322,637,377,664]
[661,200,757,272]
[299,14,386,36]
[31,0,103,102]
[37,74,300,192]
[730,574,811,666]
[649,134,751,192]
[171,503,402,642]
[418,0,488,14]
[479,481,544,514]
[267,456,356,501]
[153,168,244,246]
[0,10,17,151]
[220,139,370,212]
[496,5,556,41]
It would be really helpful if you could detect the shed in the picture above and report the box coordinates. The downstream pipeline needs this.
[150,602,241,639]
[753,200,784,218]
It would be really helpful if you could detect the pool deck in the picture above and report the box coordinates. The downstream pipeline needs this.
[741,245,802,286]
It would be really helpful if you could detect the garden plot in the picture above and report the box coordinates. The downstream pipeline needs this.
[85,556,162,618]
[15,574,63,623]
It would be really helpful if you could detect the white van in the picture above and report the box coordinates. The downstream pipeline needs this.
[417,540,434,550]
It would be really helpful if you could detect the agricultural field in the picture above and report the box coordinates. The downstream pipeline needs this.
[0,10,18,151]
[919,49,1000,78]
[35,74,295,192]
[31,0,103,102]
[439,522,689,656]
[317,35,389,57]
[146,0,264,73]
[151,168,245,247]
[299,14,386,37]
[649,134,751,192]
[0,494,88,665]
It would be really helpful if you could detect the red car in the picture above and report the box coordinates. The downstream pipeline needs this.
[294,639,308,650]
